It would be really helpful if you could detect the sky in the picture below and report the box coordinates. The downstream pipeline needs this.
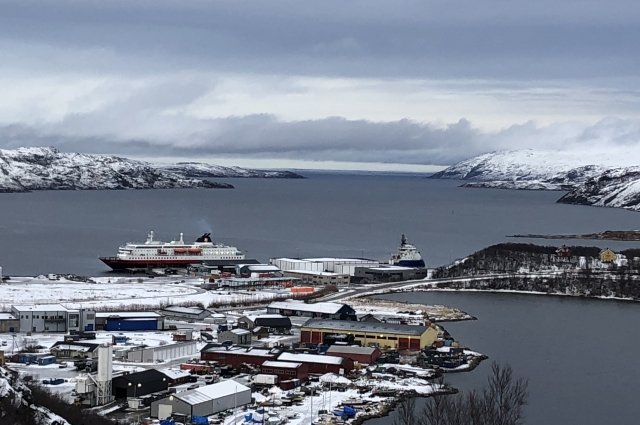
[1,0,639,171]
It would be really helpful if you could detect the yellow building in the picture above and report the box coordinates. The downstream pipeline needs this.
[599,248,617,263]
[301,319,439,351]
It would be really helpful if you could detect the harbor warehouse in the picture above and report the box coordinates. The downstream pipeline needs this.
[200,345,279,367]
[151,380,251,419]
[266,300,356,320]
[301,319,439,351]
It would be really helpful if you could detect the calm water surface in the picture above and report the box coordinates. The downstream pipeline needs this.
[0,173,638,276]
[367,291,640,425]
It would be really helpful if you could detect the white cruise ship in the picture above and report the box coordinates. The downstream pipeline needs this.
[100,231,246,270]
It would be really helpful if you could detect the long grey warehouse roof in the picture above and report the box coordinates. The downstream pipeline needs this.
[303,319,428,336]
[175,380,250,406]
[268,300,349,314]
[326,345,379,355]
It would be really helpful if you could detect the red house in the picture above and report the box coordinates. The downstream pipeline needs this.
[325,345,382,365]
[276,352,353,375]
[261,360,309,383]
[200,345,279,368]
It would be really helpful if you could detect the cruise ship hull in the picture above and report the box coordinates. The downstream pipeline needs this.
[99,257,206,270]
[100,257,258,271]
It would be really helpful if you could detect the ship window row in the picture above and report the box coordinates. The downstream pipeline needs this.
[129,256,239,260]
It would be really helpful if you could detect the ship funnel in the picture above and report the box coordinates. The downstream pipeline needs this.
[179,232,184,244]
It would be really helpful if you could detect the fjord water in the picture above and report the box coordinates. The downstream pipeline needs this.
[367,291,640,425]
[1,173,639,424]
[0,172,638,276]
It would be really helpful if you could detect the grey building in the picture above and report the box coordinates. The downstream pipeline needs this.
[151,380,251,419]
[50,341,100,359]
[160,306,212,322]
[126,341,198,363]
[353,265,428,283]
[266,300,356,321]
[237,315,292,333]
[218,329,251,346]
[0,313,19,333]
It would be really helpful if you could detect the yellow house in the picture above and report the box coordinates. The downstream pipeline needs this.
[599,248,617,263]
[301,319,439,351]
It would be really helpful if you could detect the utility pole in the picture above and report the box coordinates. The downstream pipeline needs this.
[309,386,313,425]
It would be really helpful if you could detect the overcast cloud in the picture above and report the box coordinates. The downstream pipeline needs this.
[1,0,639,169]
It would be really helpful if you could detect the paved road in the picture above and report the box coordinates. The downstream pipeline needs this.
[317,272,561,302]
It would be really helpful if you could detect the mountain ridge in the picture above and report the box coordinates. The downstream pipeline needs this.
[431,150,640,212]
[0,147,304,193]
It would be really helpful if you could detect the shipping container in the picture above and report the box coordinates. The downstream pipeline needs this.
[253,374,279,386]
[38,355,57,366]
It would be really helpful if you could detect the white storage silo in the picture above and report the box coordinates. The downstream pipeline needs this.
[96,343,114,405]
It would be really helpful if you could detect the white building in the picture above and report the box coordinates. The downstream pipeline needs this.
[11,304,95,333]
[126,341,198,363]
[150,380,251,419]
[282,270,350,285]
[270,257,379,276]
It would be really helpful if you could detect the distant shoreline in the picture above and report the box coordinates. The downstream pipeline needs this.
[508,230,640,241]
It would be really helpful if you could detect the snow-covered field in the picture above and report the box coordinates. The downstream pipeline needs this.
[0,276,296,310]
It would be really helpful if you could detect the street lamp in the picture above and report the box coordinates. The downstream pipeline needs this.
[128,382,142,398]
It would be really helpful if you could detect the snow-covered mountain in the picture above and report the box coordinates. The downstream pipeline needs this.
[432,149,640,212]
[430,150,607,189]
[159,162,305,179]
[558,167,640,212]
[0,147,232,192]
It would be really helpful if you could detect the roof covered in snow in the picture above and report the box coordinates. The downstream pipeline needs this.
[267,300,350,315]
[261,360,303,369]
[200,345,279,357]
[242,314,286,322]
[175,379,250,405]
[95,311,162,319]
[161,305,207,315]
[277,352,345,365]
[326,345,380,355]
[303,319,428,336]
[12,304,68,312]
[159,368,191,381]
[285,270,347,276]
[50,341,100,352]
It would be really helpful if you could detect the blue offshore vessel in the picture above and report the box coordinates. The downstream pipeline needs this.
[389,234,426,268]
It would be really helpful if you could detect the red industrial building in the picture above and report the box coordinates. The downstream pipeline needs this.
[276,352,353,375]
[260,360,309,383]
[325,345,382,365]
[200,345,280,368]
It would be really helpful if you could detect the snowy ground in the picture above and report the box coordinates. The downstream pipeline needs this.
[224,382,437,425]
[0,276,299,310]
[349,299,473,322]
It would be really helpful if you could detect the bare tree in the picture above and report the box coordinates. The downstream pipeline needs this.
[393,396,416,425]
[395,363,528,425]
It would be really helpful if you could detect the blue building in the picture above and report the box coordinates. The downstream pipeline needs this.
[96,312,164,331]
